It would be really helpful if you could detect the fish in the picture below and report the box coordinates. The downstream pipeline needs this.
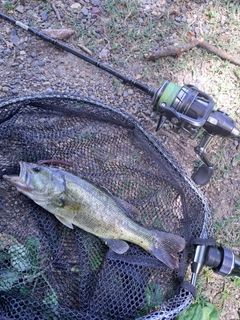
[3,162,186,269]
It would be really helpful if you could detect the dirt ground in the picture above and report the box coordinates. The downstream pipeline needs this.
[0,0,239,319]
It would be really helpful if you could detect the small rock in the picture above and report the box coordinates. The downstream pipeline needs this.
[30,52,36,58]
[0,35,3,42]
[123,91,128,98]
[92,7,101,14]
[81,7,89,16]
[12,89,19,95]
[195,27,200,37]
[70,3,82,10]
[42,81,51,86]
[20,50,26,55]
[128,89,134,95]
[15,5,24,14]
[18,64,24,70]
[45,87,53,94]
[221,14,226,25]
[180,6,187,14]
[44,23,51,29]
[1,86,9,93]
[10,34,20,45]
[11,29,17,36]
[38,61,45,67]
[41,11,48,21]
[231,158,238,167]
[91,0,101,5]
[0,59,4,65]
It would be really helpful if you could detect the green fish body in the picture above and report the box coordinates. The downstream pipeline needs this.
[3,162,185,269]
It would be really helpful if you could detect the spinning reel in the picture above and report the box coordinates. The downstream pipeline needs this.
[152,81,239,185]
[152,82,240,280]
[191,243,240,286]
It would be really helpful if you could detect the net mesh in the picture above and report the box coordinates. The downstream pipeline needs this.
[0,94,213,320]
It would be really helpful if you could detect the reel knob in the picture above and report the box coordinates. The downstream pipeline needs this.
[191,164,214,186]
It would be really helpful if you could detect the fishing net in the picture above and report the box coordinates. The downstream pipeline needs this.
[0,94,214,320]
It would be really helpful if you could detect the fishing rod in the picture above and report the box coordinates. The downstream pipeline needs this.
[0,12,239,186]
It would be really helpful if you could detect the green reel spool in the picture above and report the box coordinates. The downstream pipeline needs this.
[153,81,181,112]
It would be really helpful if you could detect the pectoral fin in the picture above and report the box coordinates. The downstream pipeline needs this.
[102,238,129,254]
[55,215,74,229]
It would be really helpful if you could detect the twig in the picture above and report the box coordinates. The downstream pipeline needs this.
[78,44,93,56]
[200,40,240,66]
[51,2,61,21]
[145,37,240,66]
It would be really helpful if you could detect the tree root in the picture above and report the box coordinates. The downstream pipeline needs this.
[145,37,240,66]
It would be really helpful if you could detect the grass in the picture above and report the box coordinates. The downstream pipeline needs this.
[213,199,240,247]
[90,0,182,64]
[4,0,15,12]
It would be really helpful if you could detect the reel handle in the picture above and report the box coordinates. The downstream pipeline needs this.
[192,132,214,186]
[191,164,214,186]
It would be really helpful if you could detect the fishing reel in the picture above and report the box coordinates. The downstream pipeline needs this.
[191,243,240,286]
[152,81,240,186]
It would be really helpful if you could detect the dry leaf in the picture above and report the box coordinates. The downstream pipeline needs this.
[42,29,75,40]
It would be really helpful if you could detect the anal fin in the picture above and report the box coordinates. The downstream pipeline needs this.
[102,238,129,254]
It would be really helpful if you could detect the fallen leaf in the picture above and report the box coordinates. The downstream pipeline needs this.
[42,29,75,40]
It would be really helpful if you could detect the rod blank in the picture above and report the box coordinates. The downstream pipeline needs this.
[0,12,156,97]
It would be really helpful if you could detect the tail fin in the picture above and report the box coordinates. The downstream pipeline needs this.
[149,231,186,269]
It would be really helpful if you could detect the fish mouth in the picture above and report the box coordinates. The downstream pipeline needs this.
[3,161,33,193]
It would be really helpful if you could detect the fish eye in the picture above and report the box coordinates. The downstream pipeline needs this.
[32,166,42,173]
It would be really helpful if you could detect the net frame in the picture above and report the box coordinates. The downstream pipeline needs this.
[0,94,214,320]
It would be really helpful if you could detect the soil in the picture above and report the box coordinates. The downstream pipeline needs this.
[0,0,239,319]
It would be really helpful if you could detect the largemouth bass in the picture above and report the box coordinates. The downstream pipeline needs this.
[3,162,186,269]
